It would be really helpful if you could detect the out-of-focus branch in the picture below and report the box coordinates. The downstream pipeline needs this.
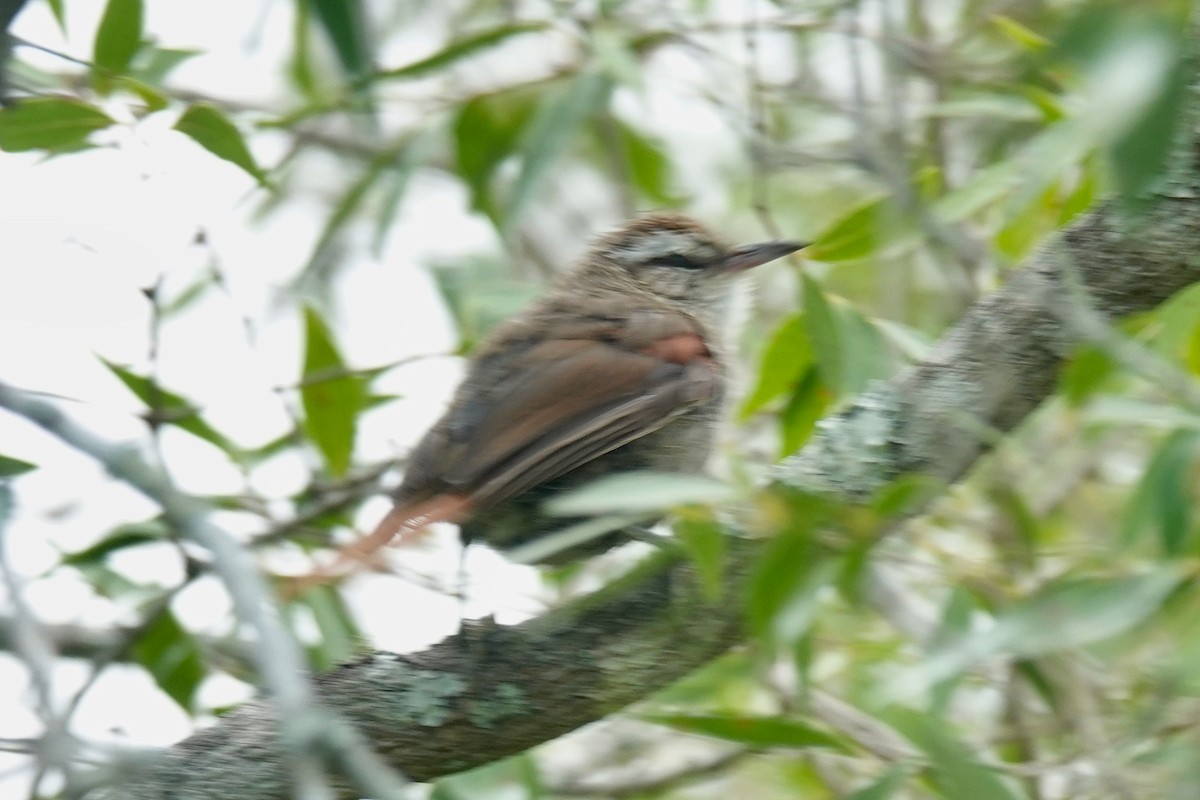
[0,384,411,800]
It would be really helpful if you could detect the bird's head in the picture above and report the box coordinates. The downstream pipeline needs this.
[580,213,805,313]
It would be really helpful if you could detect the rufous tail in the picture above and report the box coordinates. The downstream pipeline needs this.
[284,494,469,597]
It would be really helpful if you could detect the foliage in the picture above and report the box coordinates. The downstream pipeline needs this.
[2,0,1200,798]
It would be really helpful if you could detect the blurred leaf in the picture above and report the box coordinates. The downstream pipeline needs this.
[100,359,233,451]
[505,69,612,230]
[93,0,142,76]
[305,141,405,270]
[1060,346,1116,405]
[115,76,168,110]
[740,313,811,419]
[909,567,1188,690]
[454,88,539,221]
[0,97,114,152]
[132,610,206,712]
[643,713,847,751]
[295,585,361,669]
[848,767,908,800]
[0,454,36,478]
[779,367,829,456]
[130,45,202,85]
[375,23,546,80]
[616,122,679,205]
[591,26,643,87]
[45,0,66,33]
[174,103,268,186]
[1109,30,1191,212]
[748,517,839,647]
[429,256,539,350]
[990,15,1049,50]
[802,275,841,391]
[300,307,365,477]
[373,126,439,255]
[803,195,891,262]
[889,709,1026,800]
[304,0,372,80]
[63,520,169,566]
[1120,430,1200,555]
[544,472,739,517]
[675,514,725,601]
[802,276,889,397]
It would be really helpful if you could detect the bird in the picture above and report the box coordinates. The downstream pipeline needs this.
[340,212,804,570]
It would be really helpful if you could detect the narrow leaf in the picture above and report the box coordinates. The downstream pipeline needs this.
[0,454,36,478]
[306,0,372,79]
[63,520,169,566]
[543,472,739,517]
[890,710,1026,800]
[505,70,612,229]
[0,97,114,152]
[909,567,1188,690]
[1119,430,1200,554]
[643,713,847,751]
[376,23,546,80]
[174,104,268,186]
[739,314,811,419]
[93,0,143,75]
[300,308,364,476]
[132,610,206,712]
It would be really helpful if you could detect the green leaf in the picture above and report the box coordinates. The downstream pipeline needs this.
[46,0,67,33]
[93,0,143,75]
[0,454,36,478]
[1120,430,1200,555]
[174,104,268,186]
[889,709,1026,800]
[990,15,1049,49]
[616,122,679,205]
[908,567,1188,690]
[543,472,739,517]
[505,70,612,230]
[0,97,114,152]
[372,126,439,255]
[779,367,829,456]
[376,23,546,80]
[802,275,842,392]
[740,314,811,419]
[643,713,847,751]
[748,520,839,647]
[454,89,539,221]
[294,585,361,669]
[130,46,202,85]
[305,0,372,80]
[803,195,891,262]
[100,359,233,451]
[132,610,206,712]
[847,767,908,800]
[300,308,364,476]
[1109,29,1191,212]
[63,520,169,566]
[674,515,726,601]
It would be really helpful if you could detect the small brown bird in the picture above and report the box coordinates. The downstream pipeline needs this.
[349,213,803,567]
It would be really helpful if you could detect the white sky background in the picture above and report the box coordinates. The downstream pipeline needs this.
[0,0,809,794]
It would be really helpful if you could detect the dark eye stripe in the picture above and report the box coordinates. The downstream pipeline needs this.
[648,253,702,269]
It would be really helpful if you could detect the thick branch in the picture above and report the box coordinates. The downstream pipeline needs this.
[84,161,1200,797]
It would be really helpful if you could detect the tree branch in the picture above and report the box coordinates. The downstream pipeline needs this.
[71,117,1200,795]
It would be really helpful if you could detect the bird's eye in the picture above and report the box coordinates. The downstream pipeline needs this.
[647,253,702,270]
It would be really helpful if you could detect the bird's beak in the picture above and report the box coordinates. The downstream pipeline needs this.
[722,240,807,272]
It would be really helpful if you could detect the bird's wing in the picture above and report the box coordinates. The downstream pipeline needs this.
[400,306,721,509]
